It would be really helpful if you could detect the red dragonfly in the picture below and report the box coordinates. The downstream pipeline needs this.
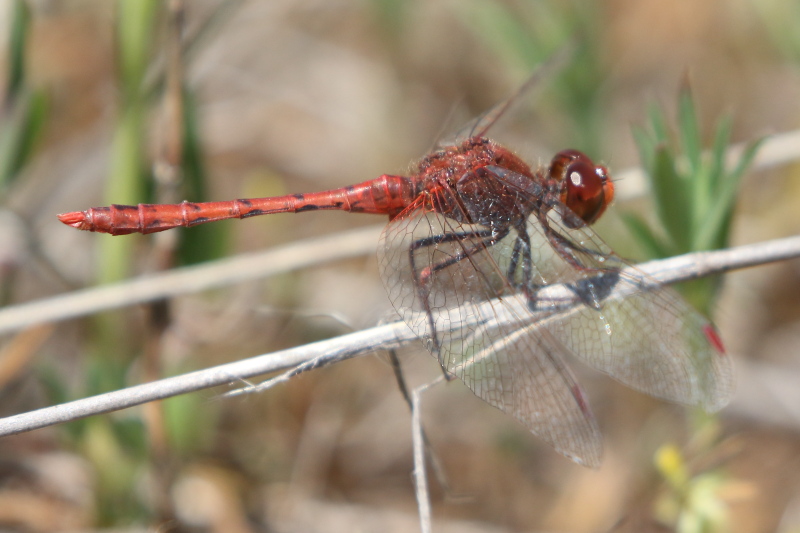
[58,81,732,468]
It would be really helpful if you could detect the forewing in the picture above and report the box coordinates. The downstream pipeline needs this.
[534,208,734,412]
[458,164,733,412]
[439,46,574,145]
[378,165,733,467]
[378,190,602,467]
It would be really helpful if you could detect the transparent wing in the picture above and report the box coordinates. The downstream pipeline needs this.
[377,167,733,466]
[536,207,734,412]
[379,190,602,467]
[456,164,732,412]
[439,45,575,146]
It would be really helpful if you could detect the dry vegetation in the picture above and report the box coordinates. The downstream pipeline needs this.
[0,0,799,531]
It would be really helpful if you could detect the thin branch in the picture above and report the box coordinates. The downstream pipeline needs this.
[0,224,382,335]
[1,234,799,437]
[412,378,441,533]
[0,319,414,437]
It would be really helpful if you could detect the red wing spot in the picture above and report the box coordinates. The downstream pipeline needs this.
[703,324,726,355]
[571,384,591,416]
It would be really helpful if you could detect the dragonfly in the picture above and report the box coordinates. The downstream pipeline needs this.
[58,78,733,468]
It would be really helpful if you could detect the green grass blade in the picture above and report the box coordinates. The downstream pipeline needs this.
[100,1,160,283]
[696,136,764,250]
[177,89,228,265]
[0,90,48,188]
[5,0,30,103]
[650,145,692,251]
[633,103,695,252]
[706,114,733,192]
[620,212,673,259]
[677,84,702,177]
[116,0,159,97]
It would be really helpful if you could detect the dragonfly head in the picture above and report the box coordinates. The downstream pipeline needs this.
[550,149,614,228]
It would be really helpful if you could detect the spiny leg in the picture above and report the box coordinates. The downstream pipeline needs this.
[537,212,618,309]
[506,224,536,289]
[506,235,524,287]
[539,210,610,266]
[408,226,509,375]
[506,224,547,312]
[410,229,495,358]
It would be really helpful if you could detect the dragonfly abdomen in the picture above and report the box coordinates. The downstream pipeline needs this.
[57,175,417,235]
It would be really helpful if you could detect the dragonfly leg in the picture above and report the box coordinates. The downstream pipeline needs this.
[507,225,546,311]
[409,228,493,357]
[506,234,525,286]
[537,213,619,309]
[540,213,610,265]
[408,227,508,377]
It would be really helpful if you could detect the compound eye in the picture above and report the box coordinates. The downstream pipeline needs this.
[551,150,613,227]
[550,149,592,181]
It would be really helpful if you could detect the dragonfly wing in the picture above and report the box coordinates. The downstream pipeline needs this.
[379,193,602,467]
[530,208,735,412]
[478,164,734,411]
[439,45,575,145]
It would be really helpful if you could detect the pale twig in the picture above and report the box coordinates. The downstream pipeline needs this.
[411,377,443,533]
[220,353,329,398]
[0,319,414,437]
[0,224,382,335]
[387,349,454,497]
[0,235,799,437]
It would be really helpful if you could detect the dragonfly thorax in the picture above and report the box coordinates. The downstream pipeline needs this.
[414,137,541,227]
[415,137,535,188]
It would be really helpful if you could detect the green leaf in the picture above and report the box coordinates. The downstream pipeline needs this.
[620,212,673,259]
[627,90,762,312]
[116,0,159,98]
[101,2,160,283]
[6,0,30,103]
[647,101,670,144]
[0,90,48,187]
[695,136,765,251]
[677,84,702,178]
[632,124,656,172]
[164,392,216,454]
[634,105,694,252]
[650,145,692,251]
[457,1,569,70]
[707,115,733,193]
[177,89,228,265]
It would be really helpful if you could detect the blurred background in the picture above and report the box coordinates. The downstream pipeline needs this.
[0,0,799,531]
